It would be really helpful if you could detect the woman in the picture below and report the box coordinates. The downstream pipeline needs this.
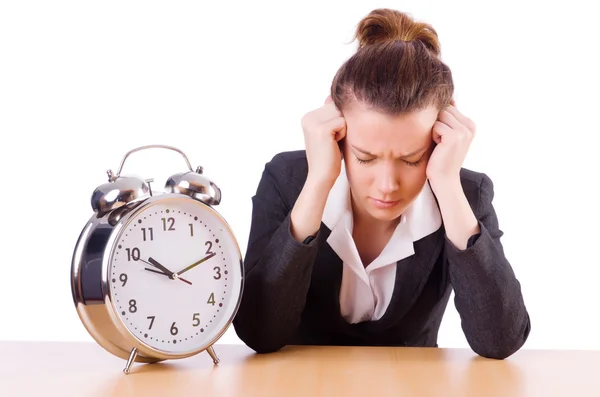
[232,8,530,360]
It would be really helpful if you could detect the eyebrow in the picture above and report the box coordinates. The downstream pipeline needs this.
[351,144,429,160]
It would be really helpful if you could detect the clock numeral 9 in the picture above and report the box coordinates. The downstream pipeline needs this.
[162,217,175,231]
[129,299,137,313]
[193,313,200,327]
[207,292,215,306]
[170,322,178,336]
[126,247,140,261]
[119,273,128,286]
[141,227,154,241]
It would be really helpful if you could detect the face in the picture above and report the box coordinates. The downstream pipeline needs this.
[341,102,439,225]
[108,195,243,355]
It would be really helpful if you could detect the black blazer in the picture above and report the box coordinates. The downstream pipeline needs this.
[232,150,531,359]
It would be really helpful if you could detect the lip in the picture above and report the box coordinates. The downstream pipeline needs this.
[369,197,401,209]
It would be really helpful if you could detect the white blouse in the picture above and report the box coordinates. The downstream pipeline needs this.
[322,163,442,324]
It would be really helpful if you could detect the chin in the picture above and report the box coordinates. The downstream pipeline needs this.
[366,202,407,222]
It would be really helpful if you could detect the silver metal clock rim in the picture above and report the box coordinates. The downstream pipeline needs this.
[71,193,245,363]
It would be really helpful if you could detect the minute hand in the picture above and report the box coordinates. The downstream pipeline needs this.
[176,252,217,276]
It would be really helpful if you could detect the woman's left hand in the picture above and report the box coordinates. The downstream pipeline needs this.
[426,102,477,188]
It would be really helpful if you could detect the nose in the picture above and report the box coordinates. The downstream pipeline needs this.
[376,162,400,196]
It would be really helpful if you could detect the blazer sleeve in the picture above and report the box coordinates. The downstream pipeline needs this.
[446,173,531,359]
[232,155,321,353]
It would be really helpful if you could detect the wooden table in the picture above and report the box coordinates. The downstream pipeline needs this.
[1,341,598,396]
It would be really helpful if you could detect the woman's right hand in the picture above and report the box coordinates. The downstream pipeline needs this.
[300,96,347,189]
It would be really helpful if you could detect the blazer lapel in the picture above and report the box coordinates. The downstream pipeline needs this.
[306,223,445,336]
[337,225,446,334]
[376,226,446,325]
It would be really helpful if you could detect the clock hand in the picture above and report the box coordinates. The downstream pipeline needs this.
[140,257,191,285]
[146,257,176,277]
[144,268,192,285]
[175,252,217,276]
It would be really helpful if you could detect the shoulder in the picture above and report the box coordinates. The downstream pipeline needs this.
[260,150,309,207]
[458,167,496,216]
[265,150,309,175]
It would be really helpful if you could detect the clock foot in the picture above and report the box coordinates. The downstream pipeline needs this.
[206,345,219,365]
[123,347,138,375]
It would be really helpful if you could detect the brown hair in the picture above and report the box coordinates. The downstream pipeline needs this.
[331,8,454,115]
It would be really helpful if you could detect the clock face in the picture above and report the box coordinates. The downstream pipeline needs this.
[107,194,243,355]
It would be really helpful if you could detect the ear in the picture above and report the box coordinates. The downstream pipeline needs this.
[449,98,456,107]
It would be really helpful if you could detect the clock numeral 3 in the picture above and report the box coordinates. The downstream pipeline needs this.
[129,299,137,313]
[141,227,154,241]
[126,247,140,261]
[207,292,215,306]
[213,266,221,280]
[162,217,175,231]
[147,316,155,330]
[193,313,200,327]
[170,322,178,336]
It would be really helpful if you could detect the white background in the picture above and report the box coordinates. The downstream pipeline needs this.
[1,0,598,352]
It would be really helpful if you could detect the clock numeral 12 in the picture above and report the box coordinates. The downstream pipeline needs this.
[162,217,175,231]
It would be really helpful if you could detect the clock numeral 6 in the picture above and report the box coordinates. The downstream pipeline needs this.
[193,313,200,327]
[207,292,215,306]
[126,247,140,262]
[170,322,178,336]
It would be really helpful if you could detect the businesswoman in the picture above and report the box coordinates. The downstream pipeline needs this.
[232,8,531,359]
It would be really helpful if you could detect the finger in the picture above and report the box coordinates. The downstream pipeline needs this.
[322,102,343,121]
[432,120,453,144]
[324,117,347,141]
[445,105,476,133]
[437,108,461,130]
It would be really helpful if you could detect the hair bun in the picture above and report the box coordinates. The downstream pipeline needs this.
[355,8,441,56]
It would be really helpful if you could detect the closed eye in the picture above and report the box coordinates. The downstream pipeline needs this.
[403,158,422,167]
[354,150,427,166]
[355,157,374,165]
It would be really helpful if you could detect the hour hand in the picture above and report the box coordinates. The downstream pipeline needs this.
[145,257,176,278]
[142,258,192,285]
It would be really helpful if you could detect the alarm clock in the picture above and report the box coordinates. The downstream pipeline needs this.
[70,144,244,374]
